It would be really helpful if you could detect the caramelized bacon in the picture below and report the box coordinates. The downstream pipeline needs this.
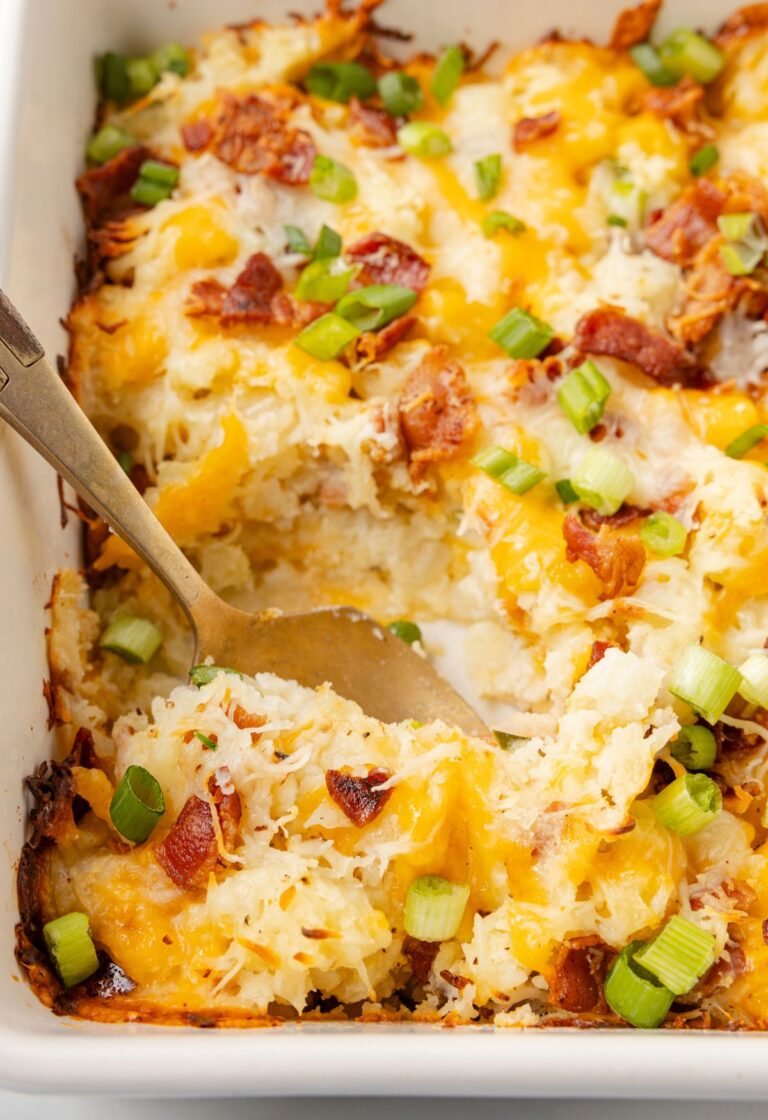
[512,111,560,152]
[77,146,150,226]
[207,775,242,851]
[210,93,316,183]
[352,314,415,366]
[609,0,661,50]
[347,232,430,292]
[715,4,768,47]
[668,236,768,344]
[398,345,477,475]
[563,512,645,600]
[550,936,611,1013]
[585,640,618,672]
[639,76,704,130]
[403,935,440,982]
[156,780,242,890]
[325,767,392,827]
[220,252,284,326]
[181,119,214,152]
[186,279,226,318]
[580,503,650,532]
[348,97,399,147]
[573,307,692,385]
[269,292,330,328]
[645,179,725,267]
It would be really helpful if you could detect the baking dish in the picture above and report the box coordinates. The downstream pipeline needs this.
[4,0,768,1098]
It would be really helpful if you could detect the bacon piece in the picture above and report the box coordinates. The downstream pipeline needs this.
[580,503,650,532]
[668,236,768,345]
[586,640,618,672]
[181,119,214,152]
[77,146,151,225]
[715,4,768,47]
[563,512,646,600]
[325,767,392,827]
[609,0,661,49]
[550,936,611,1013]
[220,252,284,326]
[269,292,330,328]
[348,97,398,148]
[156,780,242,891]
[398,345,477,475]
[347,232,430,292]
[512,111,560,152]
[639,76,704,130]
[573,307,692,385]
[352,314,415,366]
[186,279,227,318]
[645,180,725,267]
[403,935,440,982]
[207,776,242,851]
[211,93,316,183]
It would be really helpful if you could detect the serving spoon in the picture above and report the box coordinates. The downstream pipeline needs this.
[0,288,489,737]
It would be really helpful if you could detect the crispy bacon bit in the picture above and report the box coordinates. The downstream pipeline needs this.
[156,796,218,891]
[221,252,284,326]
[586,640,618,672]
[696,938,748,998]
[325,767,392,827]
[347,232,430,292]
[550,936,611,1013]
[563,512,646,600]
[181,119,214,152]
[231,705,267,737]
[645,180,725,267]
[398,345,477,475]
[609,0,661,49]
[348,97,398,148]
[76,146,150,225]
[580,503,650,532]
[211,93,316,183]
[352,314,415,366]
[403,935,439,982]
[715,4,768,47]
[762,918,768,946]
[187,279,226,318]
[512,111,560,152]
[639,76,704,130]
[668,236,768,345]
[573,307,692,386]
[301,927,334,940]
[269,292,330,328]
[440,969,470,990]
[207,775,242,851]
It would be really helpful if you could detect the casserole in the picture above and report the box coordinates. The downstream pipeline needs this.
[5,0,768,1097]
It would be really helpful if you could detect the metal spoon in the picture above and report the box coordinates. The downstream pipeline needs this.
[0,289,489,737]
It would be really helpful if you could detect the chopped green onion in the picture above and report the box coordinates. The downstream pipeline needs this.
[719,212,762,242]
[125,56,159,99]
[607,214,628,227]
[482,211,526,238]
[472,445,546,496]
[604,941,675,1029]
[109,764,165,843]
[284,224,313,255]
[194,731,218,751]
[100,615,162,664]
[472,446,516,477]
[99,53,133,104]
[378,71,424,117]
[305,60,376,103]
[668,643,743,724]
[117,450,134,475]
[309,155,358,203]
[150,42,190,78]
[725,423,768,458]
[86,124,135,164]
[670,725,717,771]
[335,284,418,331]
[494,730,528,750]
[190,664,242,687]
[634,916,717,995]
[488,307,554,359]
[658,28,725,85]
[475,154,502,202]
[431,44,465,105]
[720,242,764,276]
[607,166,647,230]
[294,312,361,360]
[738,653,768,707]
[572,447,634,517]
[652,772,722,836]
[403,875,470,941]
[397,122,452,158]
[295,258,357,303]
[137,159,179,187]
[690,144,719,177]
[629,43,678,87]
[387,620,422,645]
[555,479,579,504]
[130,180,171,207]
[640,511,688,557]
[43,913,99,989]
[313,224,342,260]
[557,359,611,435]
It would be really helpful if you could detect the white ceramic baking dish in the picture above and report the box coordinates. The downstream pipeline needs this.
[2,0,767,1099]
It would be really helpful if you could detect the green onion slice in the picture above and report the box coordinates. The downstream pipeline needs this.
[555,479,579,504]
[718,212,763,243]
[720,242,765,276]
[309,155,358,203]
[117,450,134,475]
[378,71,424,117]
[738,653,768,707]
[306,60,376,103]
[397,122,452,159]
[125,56,159,99]
[151,42,190,78]
[403,875,470,941]
[190,664,242,687]
[604,941,675,1028]
[99,53,133,104]
[138,159,180,187]
[335,284,418,331]
[472,445,546,495]
[670,724,717,770]
[669,643,743,724]
[493,730,528,750]
[86,124,135,165]
[488,307,554,359]
[607,214,628,227]
[295,257,357,303]
[640,511,687,557]
[130,179,172,207]
[572,447,635,517]
[100,615,162,664]
[557,359,611,435]
[110,764,165,843]
[482,211,526,238]
[387,619,422,645]
[690,144,719,177]
[634,915,717,995]
[475,154,502,202]
[43,912,100,989]
[284,224,313,255]
[431,44,465,105]
[658,28,725,85]
[313,224,342,260]
[194,731,218,751]
[294,312,361,360]
[652,771,722,836]
[628,43,677,87]
[725,424,768,459]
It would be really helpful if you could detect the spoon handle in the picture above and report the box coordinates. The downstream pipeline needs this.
[0,287,215,630]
